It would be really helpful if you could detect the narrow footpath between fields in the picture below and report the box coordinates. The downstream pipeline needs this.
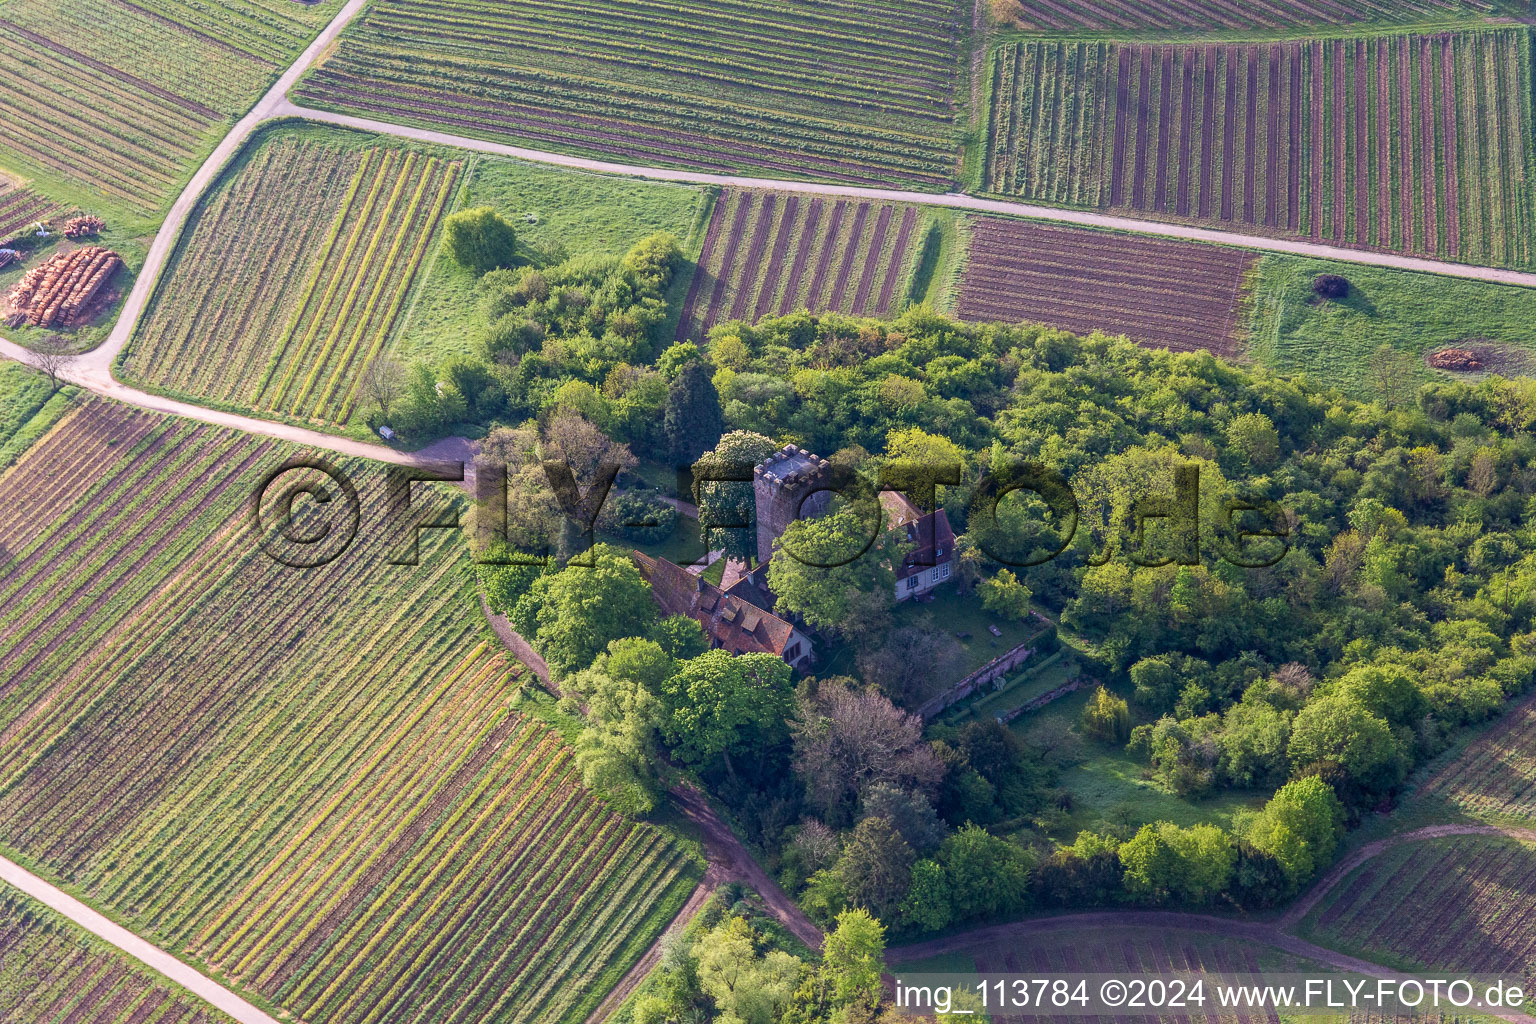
[0,859,279,1024]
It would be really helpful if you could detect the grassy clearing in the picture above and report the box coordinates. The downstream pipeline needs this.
[898,589,1044,678]
[1011,686,1264,838]
[398,158,706,368]
[0,364,75,470]
[1245,254,1536,401]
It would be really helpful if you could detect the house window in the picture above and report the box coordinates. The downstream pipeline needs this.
[930,567,941,585]
[786,641,800,661]
[905,575,918,591]
[940,563,950,580]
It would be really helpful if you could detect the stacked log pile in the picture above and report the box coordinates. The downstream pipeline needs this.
[3,246,122,328]
[63,215,105,238]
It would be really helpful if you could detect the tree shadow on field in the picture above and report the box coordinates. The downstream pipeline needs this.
[1312,285,1378,319]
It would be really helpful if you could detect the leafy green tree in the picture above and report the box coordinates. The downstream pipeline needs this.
[937,824,1033,921]
[978,569,1033,621]
[1080,686,1132,744]
[445,206,518,275]
[1335,663,1426,728]
[1225,412,1280,468]
[834,816,914,920]
[396,361,467,435]
[569,638,674,816]
[620,232,683,286]
[649,614,709,659]
[659,651,793,767]
[1245,776,1345,890]
[1288,693,1408,799]
[897,859,952,933]
[1118,822,1235,905]
[665,361,724,463]
[510,544,657,677]
[819,909,886,1011]
[860,783,947,854]
[695,430,778,560]
[1215,698,1293,788]
[695,916,804,1024]
[768,507,895,633]
[799,868,848,928]
[475,551,548,616]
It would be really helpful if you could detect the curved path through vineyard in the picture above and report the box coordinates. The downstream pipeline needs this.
[276,103,1536,290]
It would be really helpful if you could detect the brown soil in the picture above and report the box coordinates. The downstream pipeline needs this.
[1426,340,1535,377]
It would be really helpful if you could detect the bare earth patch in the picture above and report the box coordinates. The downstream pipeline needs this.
[1426,340,1536,378]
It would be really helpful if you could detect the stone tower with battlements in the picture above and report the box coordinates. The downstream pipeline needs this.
[753,445,831,566]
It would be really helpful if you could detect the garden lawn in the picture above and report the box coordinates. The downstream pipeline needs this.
[601,514,709,569]
[391,157,708,369]
[1246,255,1536,401]
[1011,687,1263,839]
[895,589,1044,678]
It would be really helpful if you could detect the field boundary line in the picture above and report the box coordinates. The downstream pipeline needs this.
[79,0,372,386]
[1279,822,1536,928]
[0,856,281,1024]
[269,102,1536,290]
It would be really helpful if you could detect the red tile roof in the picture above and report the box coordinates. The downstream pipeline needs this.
[632,551,801,658]
[894,508,955,582]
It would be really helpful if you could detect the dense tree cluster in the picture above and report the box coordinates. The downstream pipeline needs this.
[387,233,687,439]
[467,294,1536,943]
[632,899,889,1024]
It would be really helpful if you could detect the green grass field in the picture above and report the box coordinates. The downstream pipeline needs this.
[898,590,1045,678]
[0,395,701,1024]
[1011,684,1265,839]
[398,157,706,368]
[0,364,75,470]
[1245,255,1536,401]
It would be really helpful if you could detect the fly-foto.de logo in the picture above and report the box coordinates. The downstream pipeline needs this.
[248,455,1292,571]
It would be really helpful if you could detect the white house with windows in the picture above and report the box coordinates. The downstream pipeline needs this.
[882,491,957,602]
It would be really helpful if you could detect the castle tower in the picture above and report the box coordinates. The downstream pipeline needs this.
[753,445,831,566]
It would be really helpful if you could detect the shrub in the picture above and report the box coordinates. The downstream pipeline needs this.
[445,206,519,275]
[1313,274,1350,299]
[597,491,678,544]
[978,569,1032,620]
[1080,686,1132,744]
